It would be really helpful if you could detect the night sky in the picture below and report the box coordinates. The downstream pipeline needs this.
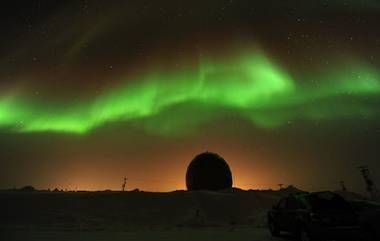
[1,0,380,192]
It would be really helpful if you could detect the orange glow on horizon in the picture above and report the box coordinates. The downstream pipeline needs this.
[30,150,290,192]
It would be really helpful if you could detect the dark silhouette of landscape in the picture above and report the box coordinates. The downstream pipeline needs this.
[1,152,379,241]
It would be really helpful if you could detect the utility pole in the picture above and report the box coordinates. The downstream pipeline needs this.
[358,166,378,200]
[339,181,347,192]
[122,177,127,191]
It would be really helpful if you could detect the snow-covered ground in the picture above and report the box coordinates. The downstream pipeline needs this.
[0,188,369,241]
[2,227,291,241]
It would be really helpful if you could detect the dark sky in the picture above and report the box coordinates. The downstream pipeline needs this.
[0,0,379,193]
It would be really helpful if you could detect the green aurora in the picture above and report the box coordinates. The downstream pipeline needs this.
[0,48,379,135]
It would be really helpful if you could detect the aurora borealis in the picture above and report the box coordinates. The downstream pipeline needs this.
[1,49,379,134]
[1,0,380,192]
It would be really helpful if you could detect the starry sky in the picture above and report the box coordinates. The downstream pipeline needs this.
[1,0,380,192]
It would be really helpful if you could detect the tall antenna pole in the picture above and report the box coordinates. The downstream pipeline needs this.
[122,177,127,191]
[358,166,378,200]
[340,181,347,192]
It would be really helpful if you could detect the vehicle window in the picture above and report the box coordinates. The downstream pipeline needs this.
[298,196,311,209]
[277,198,287,209]
[305,192,352,211]
[286,196,299,209]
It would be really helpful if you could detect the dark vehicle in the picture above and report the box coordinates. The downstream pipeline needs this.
[350,200,380,240]
[268,191,360,241]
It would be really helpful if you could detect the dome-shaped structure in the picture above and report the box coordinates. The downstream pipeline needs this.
[186,152,233,191]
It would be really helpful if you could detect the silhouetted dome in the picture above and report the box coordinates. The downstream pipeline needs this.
[186,152,233,191]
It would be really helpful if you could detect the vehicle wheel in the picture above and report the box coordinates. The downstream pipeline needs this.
[268,219,280,237]
[363,225,376,241]
[299,227,313,241]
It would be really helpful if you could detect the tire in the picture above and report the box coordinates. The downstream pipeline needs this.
[363,225,377,241]
[298,227,314,241]
[268,218,280,237]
